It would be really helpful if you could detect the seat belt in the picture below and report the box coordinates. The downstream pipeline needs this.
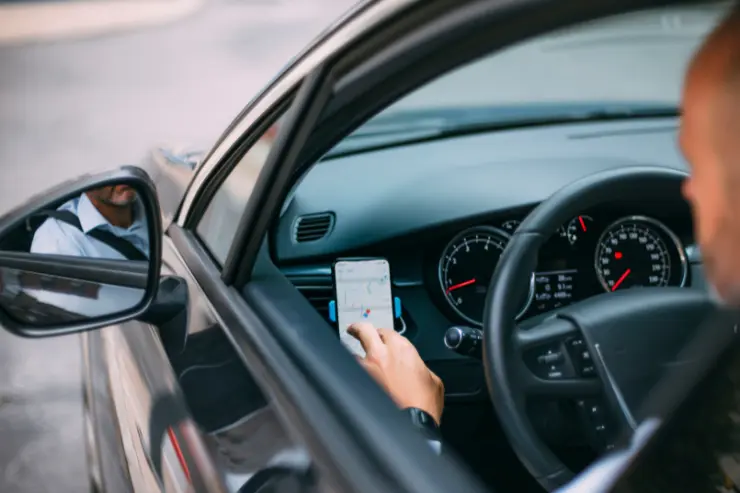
[37,210,148,262]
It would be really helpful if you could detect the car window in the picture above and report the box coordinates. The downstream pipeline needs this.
[197,114,285,265]
[327,4,726,158]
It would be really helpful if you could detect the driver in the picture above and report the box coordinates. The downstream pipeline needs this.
[347,4,740,492]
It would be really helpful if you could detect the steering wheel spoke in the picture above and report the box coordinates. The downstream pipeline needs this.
[515,316,602,397]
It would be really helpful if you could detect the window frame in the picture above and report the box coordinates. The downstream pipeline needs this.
[192,103,292,266]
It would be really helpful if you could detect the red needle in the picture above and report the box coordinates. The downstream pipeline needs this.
[447,278,476,293]
[611,269,631,291]
[579,216,587,232]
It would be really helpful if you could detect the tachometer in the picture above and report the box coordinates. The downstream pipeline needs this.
[594,216,688,292]
[439,226,534,325]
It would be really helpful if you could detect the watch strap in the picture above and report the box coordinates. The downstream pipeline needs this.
[403,407,442,442]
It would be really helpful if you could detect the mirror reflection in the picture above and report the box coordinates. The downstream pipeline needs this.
[30,184,149,261]
[0,181,152,328]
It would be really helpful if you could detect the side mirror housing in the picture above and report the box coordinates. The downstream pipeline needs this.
[0,165,162,337]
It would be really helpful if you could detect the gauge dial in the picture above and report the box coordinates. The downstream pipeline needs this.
[439,227,534,325]
[567,215,594,245]
[594,216,688,292]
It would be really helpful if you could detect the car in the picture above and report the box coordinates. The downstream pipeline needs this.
[0,0,735,492]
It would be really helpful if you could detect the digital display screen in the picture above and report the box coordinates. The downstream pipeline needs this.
[334,259,394,357]
[531,268,579,314]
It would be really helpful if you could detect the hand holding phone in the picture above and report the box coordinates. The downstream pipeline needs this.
[333,258,395,357]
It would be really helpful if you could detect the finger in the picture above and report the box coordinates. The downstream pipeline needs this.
[347,322,385,357]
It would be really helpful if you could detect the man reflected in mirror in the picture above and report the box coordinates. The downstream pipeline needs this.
[31,184,149,260]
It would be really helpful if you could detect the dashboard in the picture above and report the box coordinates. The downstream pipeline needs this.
[273,116,706,397]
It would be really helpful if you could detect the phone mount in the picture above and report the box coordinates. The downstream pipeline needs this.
[327,297,406,334]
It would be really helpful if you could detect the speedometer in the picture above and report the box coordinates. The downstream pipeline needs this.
[594,216,688,292]
[439,226,534,325]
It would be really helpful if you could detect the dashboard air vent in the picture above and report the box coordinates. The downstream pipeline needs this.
[294,213,334,243]
[285,270,333,319]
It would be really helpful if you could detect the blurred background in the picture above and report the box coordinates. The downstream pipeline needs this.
[0,1,355,490]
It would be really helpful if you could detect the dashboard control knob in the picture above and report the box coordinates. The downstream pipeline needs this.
[444,326,483,359]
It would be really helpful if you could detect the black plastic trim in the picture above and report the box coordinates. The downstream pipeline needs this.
[226,67,334,285]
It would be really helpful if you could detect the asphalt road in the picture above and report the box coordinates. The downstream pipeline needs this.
[0,1,355,491]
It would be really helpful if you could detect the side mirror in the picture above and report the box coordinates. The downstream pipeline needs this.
[0,165,162,337]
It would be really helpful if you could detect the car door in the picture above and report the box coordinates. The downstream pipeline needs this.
[88,110,323,492]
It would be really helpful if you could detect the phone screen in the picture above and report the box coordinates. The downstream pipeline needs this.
[334,259,394,357]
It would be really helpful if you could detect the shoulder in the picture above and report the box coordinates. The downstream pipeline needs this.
[31,215,84,256]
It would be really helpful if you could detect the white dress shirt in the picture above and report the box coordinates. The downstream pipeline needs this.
[555,418,661,492]
[30,192,149,259]
[426,418,661,491]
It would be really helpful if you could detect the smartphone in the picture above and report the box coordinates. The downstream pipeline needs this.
[333,258,395,357]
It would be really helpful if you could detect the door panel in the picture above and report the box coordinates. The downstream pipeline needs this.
[162,231,321,492]
[93,234,229,492]
[104,325,168,492]
[104,316,229,492]
[168,225,340,493]
[81,329,135,493]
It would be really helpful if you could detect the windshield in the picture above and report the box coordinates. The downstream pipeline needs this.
[328,3,731,157]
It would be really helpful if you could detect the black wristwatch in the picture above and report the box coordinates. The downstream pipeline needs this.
[403,407,442,442]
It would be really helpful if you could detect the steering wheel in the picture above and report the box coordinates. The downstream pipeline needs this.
[483,166,713,491]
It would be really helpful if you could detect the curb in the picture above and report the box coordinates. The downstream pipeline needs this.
[0,0,205,46]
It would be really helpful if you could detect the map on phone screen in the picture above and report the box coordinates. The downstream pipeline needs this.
[334,259,394,357]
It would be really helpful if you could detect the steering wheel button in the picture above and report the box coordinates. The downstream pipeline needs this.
[538,352,564,365]
[581,350,591,361]
[569,338,585,348]
[580,364,596,377]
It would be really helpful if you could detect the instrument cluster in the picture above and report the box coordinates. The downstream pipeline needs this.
[436,213,689,326]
